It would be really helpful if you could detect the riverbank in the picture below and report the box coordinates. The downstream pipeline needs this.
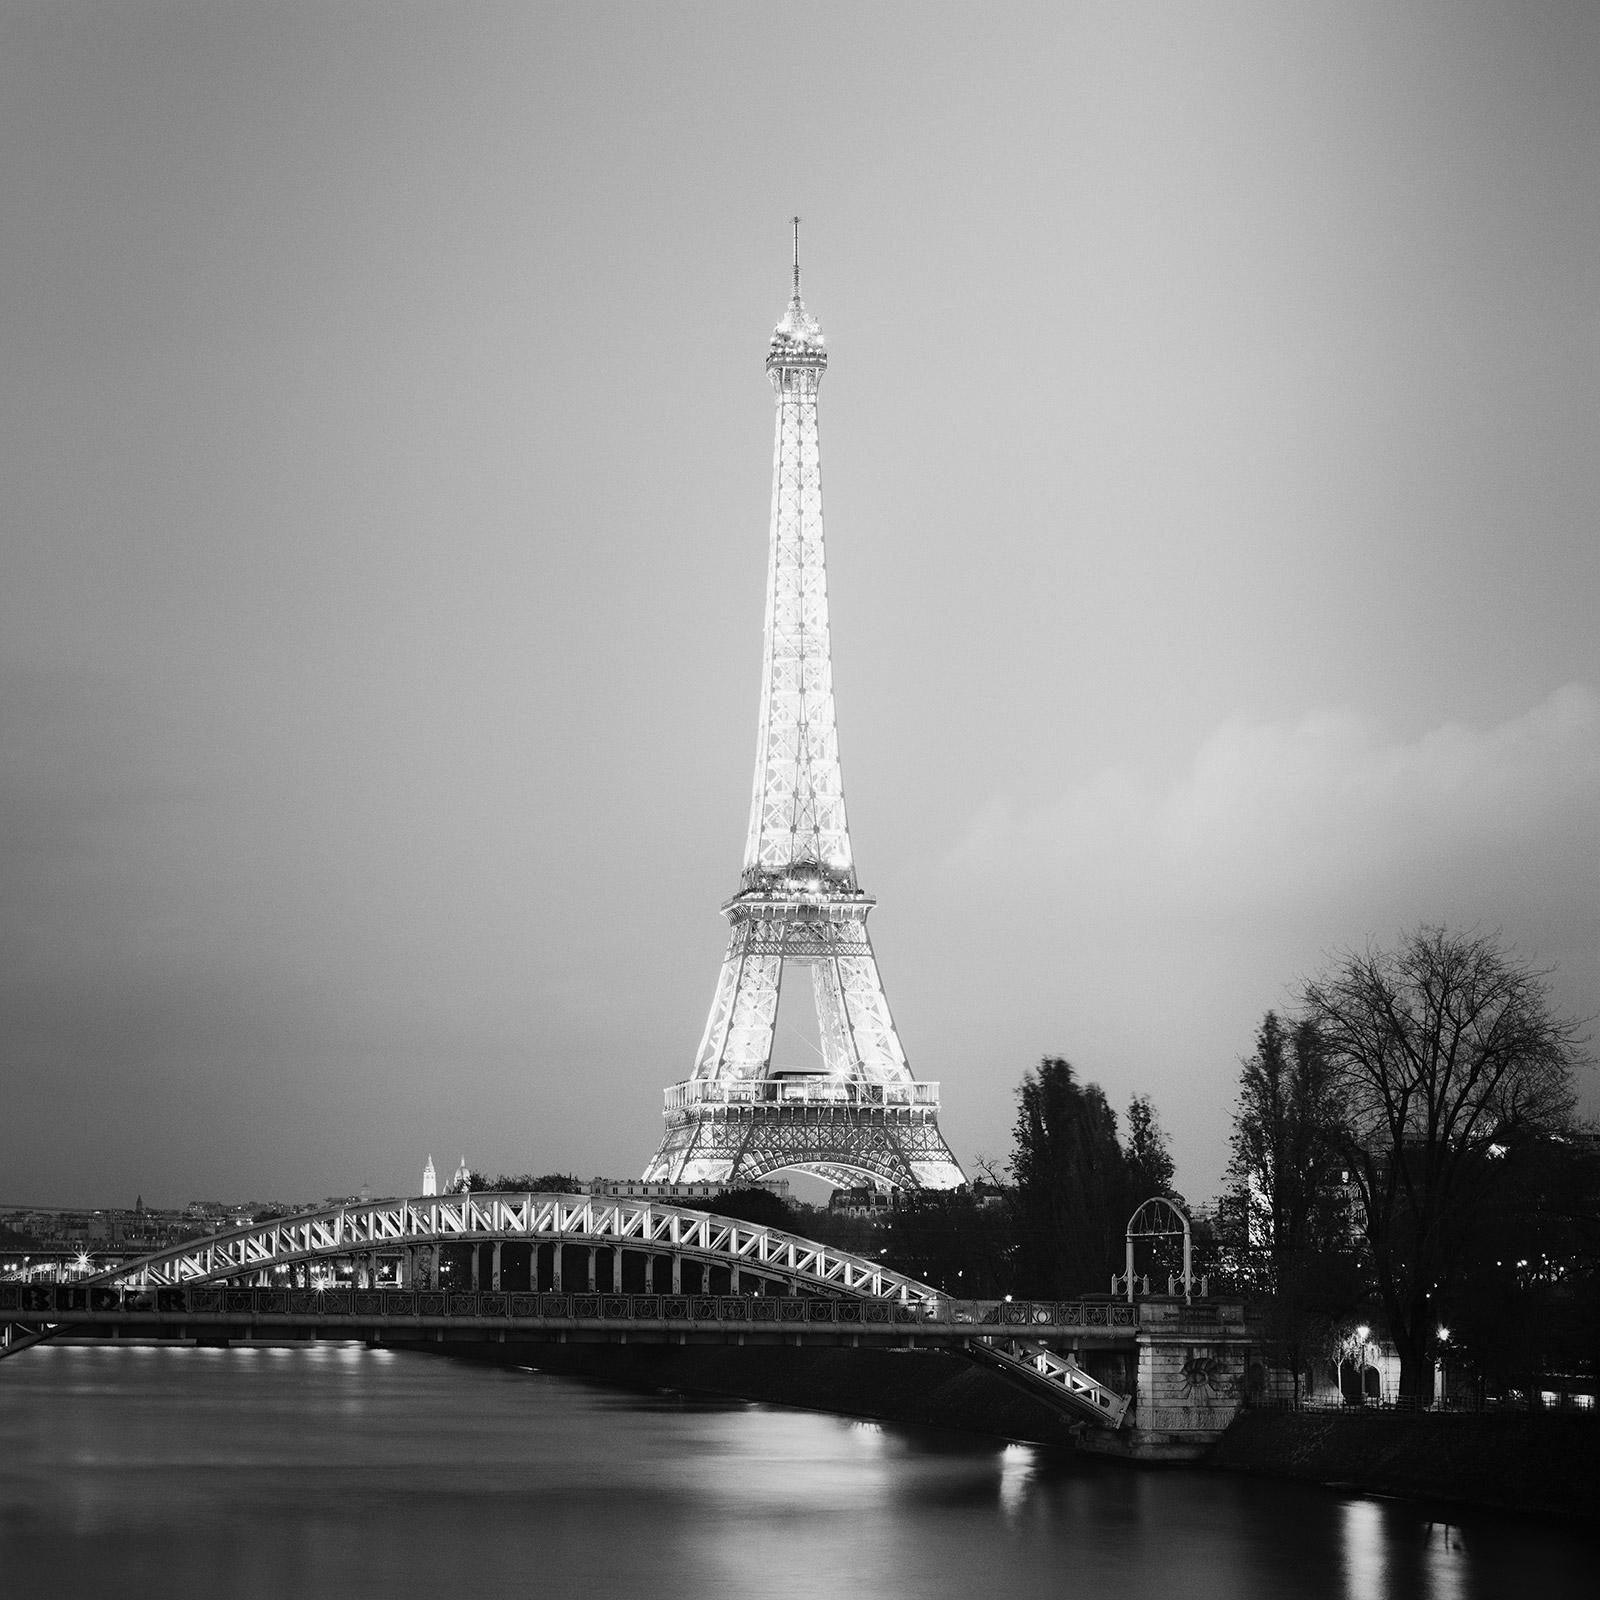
[1208,1409,1600,1526]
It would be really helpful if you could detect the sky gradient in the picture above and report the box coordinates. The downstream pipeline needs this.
[3,1,1596,1209]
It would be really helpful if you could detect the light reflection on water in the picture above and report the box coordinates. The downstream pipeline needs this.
[0,1345,1590,1600]
[1344,1499,1390,1596]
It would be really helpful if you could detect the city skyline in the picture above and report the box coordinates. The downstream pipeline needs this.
[3,3,1597,1209]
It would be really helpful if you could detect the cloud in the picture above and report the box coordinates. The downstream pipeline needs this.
[926,685,1597,1198]
[951,683,1600,938]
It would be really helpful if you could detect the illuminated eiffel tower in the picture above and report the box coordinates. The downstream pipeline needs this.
[644,225,965,1192]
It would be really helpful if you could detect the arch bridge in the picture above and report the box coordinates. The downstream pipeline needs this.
[0,1193,1134,1429]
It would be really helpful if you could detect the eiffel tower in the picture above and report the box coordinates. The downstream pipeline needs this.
[644,225,965,1193]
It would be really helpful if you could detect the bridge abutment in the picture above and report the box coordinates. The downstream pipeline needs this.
[1078,1297,1255,1463]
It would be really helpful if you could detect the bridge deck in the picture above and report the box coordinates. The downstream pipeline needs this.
[1,1285,1140,1428]
[2,1283,1138,1343]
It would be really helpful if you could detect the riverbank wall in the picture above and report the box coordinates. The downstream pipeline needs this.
[1208,1409,1600,1526]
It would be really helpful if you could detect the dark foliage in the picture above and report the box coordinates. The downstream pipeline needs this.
[885,1188,1014,1296]
[475,1173,585,1194]
[1225,1012,1348,1272]
[1442,1131,1600,1401]
[699,1187,796,1230]
[1010,1058,1132,1296]
[1217,1011,1365,1394]
[1125,1094,1177,1204]
[1304,926,1585,1400]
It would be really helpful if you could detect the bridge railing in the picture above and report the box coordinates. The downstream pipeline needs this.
[941,1299,1138,1329]
[0,1283,1138,1329]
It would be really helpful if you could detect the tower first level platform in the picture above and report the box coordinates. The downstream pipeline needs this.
[647,881,964,1190]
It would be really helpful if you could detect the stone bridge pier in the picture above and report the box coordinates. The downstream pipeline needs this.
[1079,1297,1258,1461]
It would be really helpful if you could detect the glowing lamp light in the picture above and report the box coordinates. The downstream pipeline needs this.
[1355,1324,1370,1343]
[1437,1325,1450,1342]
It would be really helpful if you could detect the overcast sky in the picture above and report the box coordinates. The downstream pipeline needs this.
[3,1,1596,1210]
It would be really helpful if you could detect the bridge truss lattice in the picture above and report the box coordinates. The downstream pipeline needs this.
[69,1193,944,1302]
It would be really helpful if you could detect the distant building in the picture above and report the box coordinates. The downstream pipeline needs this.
[422,1156,437,1197]
[450,1156,471,1193]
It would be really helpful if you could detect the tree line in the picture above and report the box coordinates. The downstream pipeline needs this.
[1219,926,1593,1402]
[875,924,1592,1404]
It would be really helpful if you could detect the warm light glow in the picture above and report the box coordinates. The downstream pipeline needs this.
[1437,1325,1450,1342]
[1355,1324,1370,1343]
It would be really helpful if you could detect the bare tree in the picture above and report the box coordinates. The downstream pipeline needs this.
[1304,927,1584,1400]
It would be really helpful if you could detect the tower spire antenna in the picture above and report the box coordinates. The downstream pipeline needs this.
[791,215,802,296]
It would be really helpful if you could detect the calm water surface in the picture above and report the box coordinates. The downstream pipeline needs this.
[0,1345,1593,1599]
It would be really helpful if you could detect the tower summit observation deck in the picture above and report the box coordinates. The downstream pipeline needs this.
[643,225,965,1193]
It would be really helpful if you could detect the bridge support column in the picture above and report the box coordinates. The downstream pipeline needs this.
[469,1248,480,1291]
[1078,1298,1255,1464]
[671,1255,682,1294]
[586,1248,596,1292]
[491,1242,502,1291]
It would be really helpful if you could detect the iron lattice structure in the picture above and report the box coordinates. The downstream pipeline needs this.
[69,1194,945,1303]
[644,232,964,1192]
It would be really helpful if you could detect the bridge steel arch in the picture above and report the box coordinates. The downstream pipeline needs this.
[79,1193,944,1305]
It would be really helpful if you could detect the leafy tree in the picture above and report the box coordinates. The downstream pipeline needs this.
[1225,1012,1350,1282]
[1011,1058,1129,1296]
[1125,1094,1176,1202]
[886,1187,1014,1297]
[480,1173,585,1194]
[1304,927,1585,1401]
[700,1187,794,1230]
[1216,1033,1367,1404]
[792,1202,887,1257]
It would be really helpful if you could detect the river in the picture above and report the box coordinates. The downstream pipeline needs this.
[0,1344,1592,1598]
